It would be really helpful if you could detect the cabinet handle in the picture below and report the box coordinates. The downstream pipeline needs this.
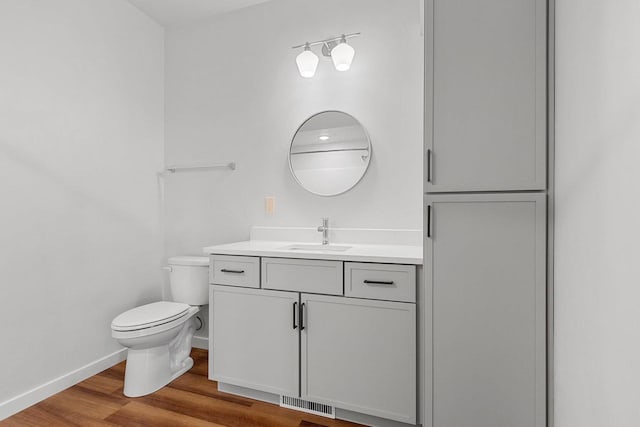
[299,303,305,331]
[427,149,433,183]
[220,269,245,274]
[363,280,395,286]
[292,302,298,329]
[427,204,432,238]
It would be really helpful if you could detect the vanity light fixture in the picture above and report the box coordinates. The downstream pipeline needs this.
[292,33,360,78]
[295,43,319,78]
[330,35,356,71]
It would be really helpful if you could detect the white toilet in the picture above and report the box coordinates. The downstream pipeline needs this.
[111,256,209,397]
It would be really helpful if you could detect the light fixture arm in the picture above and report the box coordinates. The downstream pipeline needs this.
[291,32,361,53]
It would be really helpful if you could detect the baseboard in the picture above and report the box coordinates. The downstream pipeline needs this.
[218,382,280,405]
[335,408,417,427]
[192,335,208,350]
[217,383,414,427]
[0,348,127,421]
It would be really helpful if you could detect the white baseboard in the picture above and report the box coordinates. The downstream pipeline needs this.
[192,335,208,350]
[0,348,127,421]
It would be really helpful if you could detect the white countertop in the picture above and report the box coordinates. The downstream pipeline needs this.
[203,240,423,265]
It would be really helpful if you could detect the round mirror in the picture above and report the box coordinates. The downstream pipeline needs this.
[289,111,371,196]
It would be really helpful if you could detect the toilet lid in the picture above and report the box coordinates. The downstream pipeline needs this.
[111,301,191,332]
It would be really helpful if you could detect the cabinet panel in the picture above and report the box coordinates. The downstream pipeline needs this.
[209,285,299,396]
[301,294,416,424]
[425,0,547,191]
[262,257,343,295]
[425,193,546,427]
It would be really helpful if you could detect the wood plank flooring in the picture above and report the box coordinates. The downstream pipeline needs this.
[2,349,362,427]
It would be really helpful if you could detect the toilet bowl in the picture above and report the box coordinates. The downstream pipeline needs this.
[111,256,209,397]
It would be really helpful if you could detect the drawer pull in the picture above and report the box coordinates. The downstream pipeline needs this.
[220,268,245,274]
[363,280,395,286]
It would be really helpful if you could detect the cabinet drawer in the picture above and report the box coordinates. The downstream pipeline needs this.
[261,258,343,295]
[345,263,416,303]
[210,255,260,288]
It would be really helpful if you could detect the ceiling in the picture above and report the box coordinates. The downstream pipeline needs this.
[126,0,271,27]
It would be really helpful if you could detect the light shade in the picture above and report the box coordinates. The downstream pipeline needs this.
[331,40,355,71]
[296,45,319,78]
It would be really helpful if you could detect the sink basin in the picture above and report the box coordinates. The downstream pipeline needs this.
[280,244,352,252]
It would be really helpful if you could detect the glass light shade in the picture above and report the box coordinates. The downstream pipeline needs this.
[296,48,319,78]
[331,41,355,71]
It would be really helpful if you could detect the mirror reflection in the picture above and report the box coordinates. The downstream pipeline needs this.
[289,111,371,196]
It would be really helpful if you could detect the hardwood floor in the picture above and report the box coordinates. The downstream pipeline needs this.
[2,349,362,427]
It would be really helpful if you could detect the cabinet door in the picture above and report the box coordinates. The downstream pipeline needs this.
[425,193,546,427]
[209,285,299,396]
[425,0,547,192]
[300,294,416,424]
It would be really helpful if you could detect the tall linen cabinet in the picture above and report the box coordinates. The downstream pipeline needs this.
[423,0,551,426]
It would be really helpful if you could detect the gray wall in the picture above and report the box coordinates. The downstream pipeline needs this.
[555,1,640,425]
[163,0,424,259]
[0,0,165,409]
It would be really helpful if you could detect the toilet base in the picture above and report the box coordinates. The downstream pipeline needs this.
[122,315,197,397]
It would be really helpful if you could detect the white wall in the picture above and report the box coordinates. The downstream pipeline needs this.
[0,0,164,412]
[555,1,640,426]
[164,0,424,258]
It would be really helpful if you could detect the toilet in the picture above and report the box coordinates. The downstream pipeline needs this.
[111,256,209,397]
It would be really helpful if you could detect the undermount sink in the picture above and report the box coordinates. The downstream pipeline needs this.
[280,244,352,252]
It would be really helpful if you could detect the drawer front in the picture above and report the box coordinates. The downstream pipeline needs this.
[345,263,416,303]
[261,258,343,295]
[210,255,260,288]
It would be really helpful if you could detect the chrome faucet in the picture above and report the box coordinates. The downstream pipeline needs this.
[317,217,329,245]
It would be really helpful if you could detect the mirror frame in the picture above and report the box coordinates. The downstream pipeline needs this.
[288,110,372,197]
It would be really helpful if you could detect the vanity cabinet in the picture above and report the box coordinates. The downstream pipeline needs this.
[425,0,547,192]
[208,255,418,425]
[425,193,546,427]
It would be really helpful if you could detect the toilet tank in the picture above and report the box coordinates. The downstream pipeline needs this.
[168,256,209,305]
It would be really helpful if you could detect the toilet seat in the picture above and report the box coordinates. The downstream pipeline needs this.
[112,301,191,332]
[112,305,199,341]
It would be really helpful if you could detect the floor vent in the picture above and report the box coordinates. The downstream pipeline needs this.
[280,395,335,419]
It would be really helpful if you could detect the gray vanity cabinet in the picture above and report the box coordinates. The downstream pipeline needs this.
[209,285,299,397]
[208,255,419,425]
[425,193,546,427]
[425,0,547,192]
[300,294,416,424]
